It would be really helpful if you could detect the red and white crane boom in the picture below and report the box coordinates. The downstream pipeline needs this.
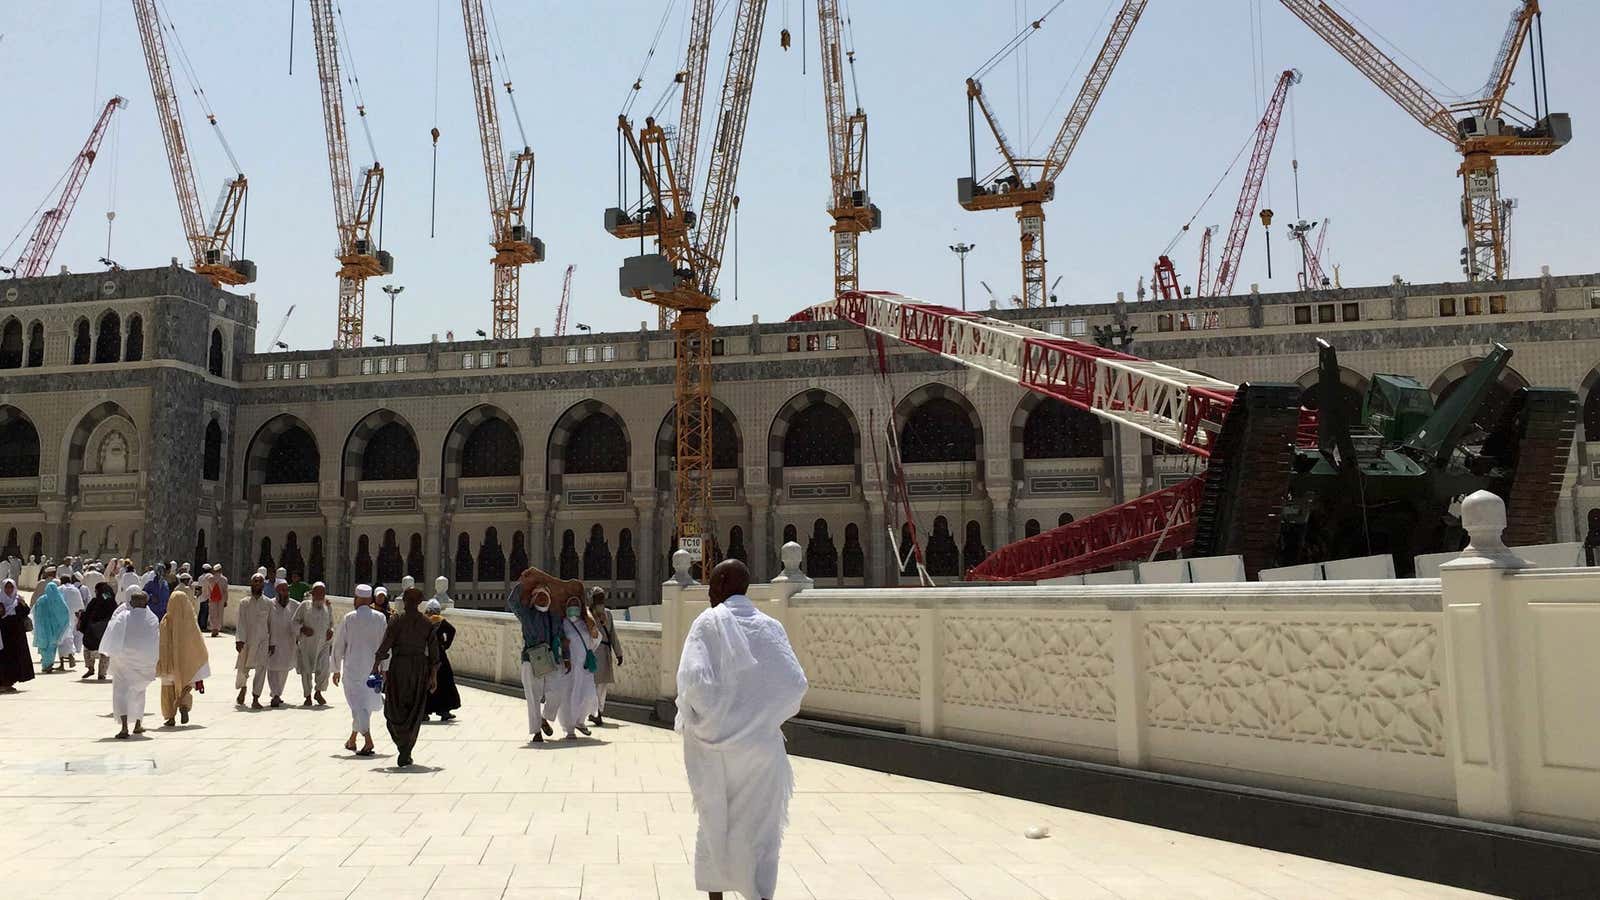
[8,96,127,278]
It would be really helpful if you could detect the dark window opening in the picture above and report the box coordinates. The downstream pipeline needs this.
[374,529,403,584]
[193,530,208,575]
[478,526,507,582]
[1025,519,1041,537]
[354,535,373,586]
[461,417,521,477]
[669,407,740,469]
[406,533,425,582]
[203,420,223,481]
[616,529,636,580]
[559,529,579,579]
[94,312,121,364]
[1341,303,1360,322]
[454,533,473,584]
[72,319,91,365]
[1024,399,1105,459]
[804,518,838,578]
[961,520,988,573]
[783,402,853,467]
[0,320,21,369]
[899,397,977,463]
[264,427,319,484]
[25,322,44,367]
[564,414,627,474]
[280,532,305,581]
[124,315,143,361]
[583,524,612,580]
[924,516,959,577]
[360,421,418,481]
[1058,512,1075,527]
[726,526,747,565]
[899,523,917,576]
[842,523,864,578]
[309,536,326,583]
[1293,306,1312,325]
[508,531,529,577]
[258,537,274,573]
[0,417,41,477]
[208,329,225,377]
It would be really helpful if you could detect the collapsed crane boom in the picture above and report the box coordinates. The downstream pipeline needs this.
[554,264,575,336]
[959,0,1147,308]
[308,0,391,349]
[1212,69,1298,297]
[131,0,253,287]
[462,0,543,339]
[9,96,127,279]
[817,0,879,295]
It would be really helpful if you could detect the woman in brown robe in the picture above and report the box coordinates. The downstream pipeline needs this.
[372,587,439,767]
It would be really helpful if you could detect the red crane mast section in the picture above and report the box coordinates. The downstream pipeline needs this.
[11,96,127,278]
[1211,69,1299,297]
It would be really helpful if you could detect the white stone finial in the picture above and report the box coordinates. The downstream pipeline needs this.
[1449,490,1528,569]
[772,541,811,585]
[670,548,696,586]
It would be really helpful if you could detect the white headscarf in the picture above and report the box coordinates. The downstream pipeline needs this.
[1,579,17,616]
[424,599,442,615]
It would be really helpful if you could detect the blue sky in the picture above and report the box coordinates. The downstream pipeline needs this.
[3,1,1597,351]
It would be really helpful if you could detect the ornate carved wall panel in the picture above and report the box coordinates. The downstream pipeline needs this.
[942,614,1116,721]
[797,611,920,700]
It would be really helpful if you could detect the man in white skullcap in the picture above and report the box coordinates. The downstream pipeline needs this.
[264,581,300,707]
[208,564,228,637]
[234,573,271,708]
[333,584,388,756]
[274,567,288,591]
[293,581,335,706]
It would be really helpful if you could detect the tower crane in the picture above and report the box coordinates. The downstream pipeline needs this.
[611,0,770,560]
[817,0,880,295]
[307,0,393,349]
[1278,0,1568,281]
[1197,225,1215,296]
[461,0,544,339]
[1212,69,1299,297]
[6,96,127,279]
[131,0,254,286]
[553,264,575,336]
[959,0,1147,308]
[605,0,714,330]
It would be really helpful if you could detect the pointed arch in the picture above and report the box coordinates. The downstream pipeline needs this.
[63,401,139,499]
[442,403,523,494]
[71,318,91,364]
[243,413,320,501]
[25,321,44,367]
[0,406,40,478]
[655,399,743,491]
[94,310,121,363]
[768,388,861,486]
[208,328,225,377]
[124,314,144,361]
[894,382,983,465]
[547,400,631,496]
[342,409,419,493]
[203,419,224,481]
[0,318,21,369]
[1010,392,1109,482]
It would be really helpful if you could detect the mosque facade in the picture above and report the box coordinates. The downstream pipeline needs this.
[4,262,1600,605]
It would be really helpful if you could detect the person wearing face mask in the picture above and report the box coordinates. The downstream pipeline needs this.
[556,596,600,740]
[505,567,581,743]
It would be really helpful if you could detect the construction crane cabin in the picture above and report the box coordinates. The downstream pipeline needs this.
[131,0,254,287]
[816,0,880,296]
[1278,0,1569,282]
[959,0,1147,308]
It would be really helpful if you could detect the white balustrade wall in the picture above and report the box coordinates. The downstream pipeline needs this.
[196,489,1600,838]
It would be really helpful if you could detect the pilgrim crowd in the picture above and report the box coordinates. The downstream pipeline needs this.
[0,552,807,900]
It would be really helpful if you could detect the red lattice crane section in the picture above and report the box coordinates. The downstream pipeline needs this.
[9,96,126,279]
[1211,69,1298,297]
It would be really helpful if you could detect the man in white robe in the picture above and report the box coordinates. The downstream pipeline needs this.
[333,584,388,755]
[676,560,809,900]
[101,590,161,738]
[293,582,335,706]
[59,574,87,668]
[235,574,271,708]
[265,581,300,707]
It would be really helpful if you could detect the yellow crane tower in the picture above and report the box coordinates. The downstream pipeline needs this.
[959,0,1147,308]
[817,0,879,296]
[1279,0,1568,281]
[131,0,254,286]
[307,0,393,349]
[460,0,544,338]
[609,0,770,561]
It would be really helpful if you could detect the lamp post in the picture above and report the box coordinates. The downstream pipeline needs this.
[380,284,404,345]
[948,242,975,310]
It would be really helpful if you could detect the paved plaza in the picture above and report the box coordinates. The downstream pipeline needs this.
[4,635,1493,900]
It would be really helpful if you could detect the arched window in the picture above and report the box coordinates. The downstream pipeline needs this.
[583,524,613,580]
[72,319,91,364]
[1058,512,1075,527]
[193,530,208,574]
[280,532,305,581]
[208,329,225,377]
[2,528,18,558]
[899,523,917,576]
[805,519,838,578]
[962,520,988,573]
[1023,399,1105,459]
[783,403,853,467]
[1300,380,1364,430]
[842,524,864,577]
[94,311,121,364]
[0,320,21,369]
[258,537,274,572]
[669,407,740,469]
[726,526,747,565]
[354,535,373,586]
[559,529,579,579]
[309,536,326,583]
[565,414,627,474]
[454,533,473,584]
[924,516,959,577]
[783,523,798,545]
[361,422,418,480]
[375,529,404,584]
[1025,519,1041,537]
[30,531,43,560]
[508,531,529,577]
[25,322,44,367]
[203,420,223,481]
[124,314,143,362]
[616,529,636,579]
[900,397,977,463]
[0,416,40,477]
[462,417,521,477]
[478,527,507,582]
[406,533,426,581]
[265,426,319,484]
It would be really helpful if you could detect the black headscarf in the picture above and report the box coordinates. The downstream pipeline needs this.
[78,582,119,650]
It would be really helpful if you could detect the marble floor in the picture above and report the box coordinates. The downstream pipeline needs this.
[3,634,1494,899]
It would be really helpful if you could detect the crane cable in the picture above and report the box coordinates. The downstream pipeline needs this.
[430,0,440,238]
[1021,0,1116,155]
[332,1,380,163]
[155,0,244,176]
[1158,125,1257,257]
[620,0,680,116]
[971,0,1067,81]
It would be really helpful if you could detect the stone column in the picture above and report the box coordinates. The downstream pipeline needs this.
[523,495,547,575]
[336,500,354,594]
[987,484,1013,552]
[866,505,887,586]
[634,495,656,601]
[1439,490,1529,824]
[318,501,343,593]
[40,497,68,563]
[748,490,772,582]
[231,506,252,577]
[419,496,443,582]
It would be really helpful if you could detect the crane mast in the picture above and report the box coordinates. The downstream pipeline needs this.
[1212,69,1299,297]
[613,0,770,563]
[959,0,1147,308]
[818,0,879,295]
[308,0,392,349]
[461,0,543,339]
[130,0,253,287]
[553,264,575,336]
[1278,0,1568,281]
[8,96,127,279]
